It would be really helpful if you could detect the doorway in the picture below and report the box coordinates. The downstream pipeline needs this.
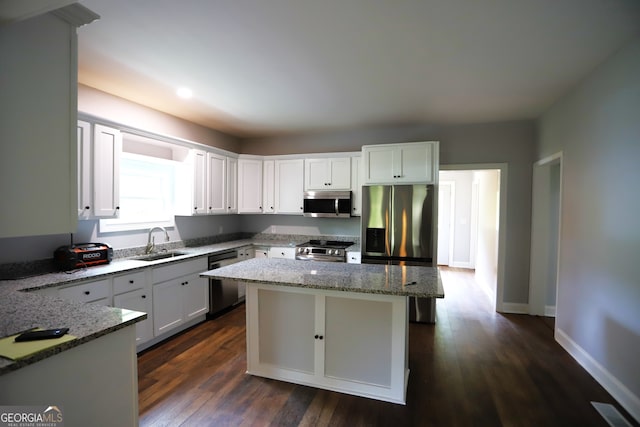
[438,165,506,311]
[529,153,562,318]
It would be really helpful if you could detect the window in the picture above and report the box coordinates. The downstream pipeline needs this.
[100,134,187,232]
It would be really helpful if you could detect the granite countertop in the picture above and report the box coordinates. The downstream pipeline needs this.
[201,258,444,298]
[0,236,355,375]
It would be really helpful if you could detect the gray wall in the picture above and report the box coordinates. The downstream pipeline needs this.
[242,120,536,304]
[537,35,640,417]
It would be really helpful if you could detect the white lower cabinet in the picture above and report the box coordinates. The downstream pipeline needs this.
[114,289,153,345]
[347,251,361,264]
[112,270,153,346]
[246,284,408,404]
[268,246,296,259]
[152,258,209,337]
[58,279,111,306]
[254,247,269,258]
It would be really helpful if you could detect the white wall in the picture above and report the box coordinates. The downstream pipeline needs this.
[537,34,640,420]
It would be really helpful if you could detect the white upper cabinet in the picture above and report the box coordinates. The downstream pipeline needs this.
[191,149,207,215]
[274,159,304,214]
[179,150,237,216]
[92,124,122,217]
[351,156,362,216]
[206,152,237,214]
[304,157,351,190]
[262,160,276,214]
[238,158,263,213]
[362,141,438,184]
[207,152,226,214]
[226,156,238,213]
[77,120,92,218]
[77,121,122,219]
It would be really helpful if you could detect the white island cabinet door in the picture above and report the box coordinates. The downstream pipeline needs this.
[247,287,317,380]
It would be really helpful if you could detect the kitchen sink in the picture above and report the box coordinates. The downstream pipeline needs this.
[131,251,190,262]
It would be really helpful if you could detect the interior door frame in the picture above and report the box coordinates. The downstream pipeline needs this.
[437,180,455,266]
[439,164,507,312]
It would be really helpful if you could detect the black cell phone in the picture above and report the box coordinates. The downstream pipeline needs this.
[14,328,69,342]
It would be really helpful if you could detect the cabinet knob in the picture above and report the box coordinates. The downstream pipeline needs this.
[315,335,319,339]
[129,280,134,284]
[141,295,146,299]
[84,291,90,295]
[84,206,90,210]
[115,206,120,210]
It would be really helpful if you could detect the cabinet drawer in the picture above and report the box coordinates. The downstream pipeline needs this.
[347,252,361,264]
[113,270,146,295]
[152,257,208,283]
[59,279,110,303]
[269,247,296,259]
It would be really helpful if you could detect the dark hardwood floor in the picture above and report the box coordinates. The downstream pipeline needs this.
[138,267,634,426]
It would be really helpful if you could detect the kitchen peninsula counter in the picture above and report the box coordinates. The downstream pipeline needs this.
[202,258,444,405]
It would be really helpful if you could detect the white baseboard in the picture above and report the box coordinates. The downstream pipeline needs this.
[499,302,529,314]
[544,305,556,317]
[556,328,640,423]
[449,262,474,269]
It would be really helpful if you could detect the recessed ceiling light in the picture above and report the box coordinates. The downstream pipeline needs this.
[176,87,193,99]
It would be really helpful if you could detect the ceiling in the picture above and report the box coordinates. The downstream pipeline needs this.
[74,0,640,138]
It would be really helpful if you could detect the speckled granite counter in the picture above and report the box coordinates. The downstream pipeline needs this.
[201,258,444,298]
[0,237,355,375]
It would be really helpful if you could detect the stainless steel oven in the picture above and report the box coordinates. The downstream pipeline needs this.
[295,240,354,263]
[207,249,242,317]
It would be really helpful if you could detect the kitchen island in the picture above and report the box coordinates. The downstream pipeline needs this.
[201,258,444,404]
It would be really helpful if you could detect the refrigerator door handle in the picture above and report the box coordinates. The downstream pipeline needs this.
[335,197,339,216]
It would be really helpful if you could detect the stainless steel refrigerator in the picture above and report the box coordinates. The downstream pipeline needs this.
[361,184,436,322]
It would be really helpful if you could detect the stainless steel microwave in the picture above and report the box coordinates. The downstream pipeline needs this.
[303,191,352,218]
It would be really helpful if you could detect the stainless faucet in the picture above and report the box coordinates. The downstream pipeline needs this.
[145,226,170,254]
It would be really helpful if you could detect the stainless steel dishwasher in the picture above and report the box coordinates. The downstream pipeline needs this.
[207,249,242,317]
